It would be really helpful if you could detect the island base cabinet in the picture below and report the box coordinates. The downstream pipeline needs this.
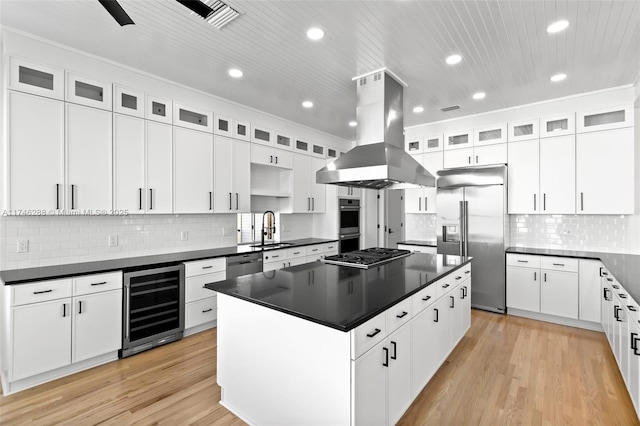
[410,306,439,398]
[12,299,72,381]
[628,320,640,417]
[353,341,387,426]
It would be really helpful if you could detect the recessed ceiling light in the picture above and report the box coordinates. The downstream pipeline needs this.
[306,27,325,40]
[228,68,243,78]
[472,92,486,100]
[349,121,357,127]
[413,106,424,113]
[446,54,462,65]
[302,100,314,108]
[550,73,567,82]
[547,20,569,33]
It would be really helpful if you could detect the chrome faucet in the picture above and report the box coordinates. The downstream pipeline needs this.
[261,211,276,246]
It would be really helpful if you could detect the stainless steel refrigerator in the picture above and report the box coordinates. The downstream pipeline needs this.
[436,165,507,313]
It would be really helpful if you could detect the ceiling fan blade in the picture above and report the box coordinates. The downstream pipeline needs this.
[175,0,213,19]
[98,0,135,26]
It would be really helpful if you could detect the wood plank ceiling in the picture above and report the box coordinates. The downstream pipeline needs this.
[1,0,639,140]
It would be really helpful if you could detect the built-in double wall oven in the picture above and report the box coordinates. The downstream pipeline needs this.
[339,198,360,253]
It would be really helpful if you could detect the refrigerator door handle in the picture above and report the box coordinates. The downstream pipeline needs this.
[462,200,469,257]
[459,201,465,255]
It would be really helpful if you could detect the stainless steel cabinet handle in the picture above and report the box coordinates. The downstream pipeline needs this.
[312,197,315,211]
[149,188,153,210]
[468,156,471,164]
[580,192,584,211]
[533,193,536,211]
[419,197,422,211]
[425,197,428,211]
[308,197,311,211]
[543,193,546,211]
[475,155,479,163]
[235,193,239,210]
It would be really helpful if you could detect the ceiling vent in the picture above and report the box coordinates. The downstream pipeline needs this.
[202,0,241,29]
[440,105,461,112]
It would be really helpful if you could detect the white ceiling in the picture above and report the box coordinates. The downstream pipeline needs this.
[1,0,639,140]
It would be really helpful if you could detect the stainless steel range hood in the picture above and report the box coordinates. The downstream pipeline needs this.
[316,70,435,190]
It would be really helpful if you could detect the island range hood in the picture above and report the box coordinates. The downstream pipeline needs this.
[316,69,435,190]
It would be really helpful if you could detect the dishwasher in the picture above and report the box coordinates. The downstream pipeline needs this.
[226,252,263,278]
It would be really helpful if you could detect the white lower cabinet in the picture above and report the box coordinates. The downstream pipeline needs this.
[354,322,412,426]
[628,319,640,416]
[506,265,540,312]
[5,272,122,393]
[183,257,225,333]
[579,259,603,323]
[540,270,578,318]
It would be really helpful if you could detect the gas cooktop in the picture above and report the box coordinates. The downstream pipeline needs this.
[323,248,412,269]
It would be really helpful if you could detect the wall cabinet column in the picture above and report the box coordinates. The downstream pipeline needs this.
[173,127,213,213]
[66,103,113,211]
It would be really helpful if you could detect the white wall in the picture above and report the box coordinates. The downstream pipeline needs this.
[0,30,352,270]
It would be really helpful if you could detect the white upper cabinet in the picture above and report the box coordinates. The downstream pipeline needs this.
[443,144,506,169]
[7,92,65,211]
[66,73,112,111]
[292,154,325,212]
[576,127,634,214]
[508,119,539,142]
[405,136,424,154]
[173,127,213,213]
[326,147,339,159]
[214,115,233,137]
[145,121,173,213]
[66,103,113,211]
[214,136,251,213]
[113,85,144,118]
[251,144,293,169]
[508,140,540,214]
[275,133,294,151]
[9,57,65,100]
[540,113,575,138]
[173,102,213,133]
[443,147,474,168]
[444,129,473,151]
[577,105,634,133]
[233,120,251,141]
[473,124,507,146]
[310,142,326,159]
[113,114,145,212]
[251,125,274,146]
[145,95,172,124]
[294,138,312,155]
[539,135,575,214]
[424,135,444,152]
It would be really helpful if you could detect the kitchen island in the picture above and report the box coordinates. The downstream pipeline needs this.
[206,252,473,425]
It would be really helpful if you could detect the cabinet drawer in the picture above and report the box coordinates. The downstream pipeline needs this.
[13,279,72,306]
[436,275,457,299]
[287,247,306,259]
[263,249,287,264]
[73,272,123,296]
[412,283,437,314]
[186,271,225,303]
[352,311,386,359]
[185,296,217,329]
[540,256,578,272]
[506,254,540,268]
[386,298,412,332]
[322,242,338,254]
[454,264,472,282]
[304,245,323,257]
[185,257,226,277]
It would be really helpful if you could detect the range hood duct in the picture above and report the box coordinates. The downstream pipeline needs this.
[316,70,435,190]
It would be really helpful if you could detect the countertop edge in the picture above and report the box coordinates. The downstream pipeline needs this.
[1,238,339,285]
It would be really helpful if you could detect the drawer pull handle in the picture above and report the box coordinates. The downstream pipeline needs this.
[442,284,450,289]
[620,294,628,299]
[455,276,462,280]
[33,289,53,295]
[628,306,637,312]
[517,260,528,263]
[422,295,432,301]
[367,328,381,338]
[202,308,213,313]
[613,284,620,289]
[607,278,613,282]
[90,281,108,286]
[552,263,565,266]
[294,251,301,255]
[396,311,408,319]
[202,266,213,269]
[465,270,470,274]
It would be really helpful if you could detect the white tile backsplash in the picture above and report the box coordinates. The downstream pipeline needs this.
[405,214,437,241]
[509,214,631,253]
[0,214,237,270]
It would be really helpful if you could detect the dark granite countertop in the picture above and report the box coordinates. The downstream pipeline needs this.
[506,247,640,303]
[0,238,337,285]
[206,253,472,332]
[397,240,437,247]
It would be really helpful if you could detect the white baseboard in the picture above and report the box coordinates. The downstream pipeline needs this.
[507,308,603,332]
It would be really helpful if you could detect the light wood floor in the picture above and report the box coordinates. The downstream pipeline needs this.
[1,310,637,425]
